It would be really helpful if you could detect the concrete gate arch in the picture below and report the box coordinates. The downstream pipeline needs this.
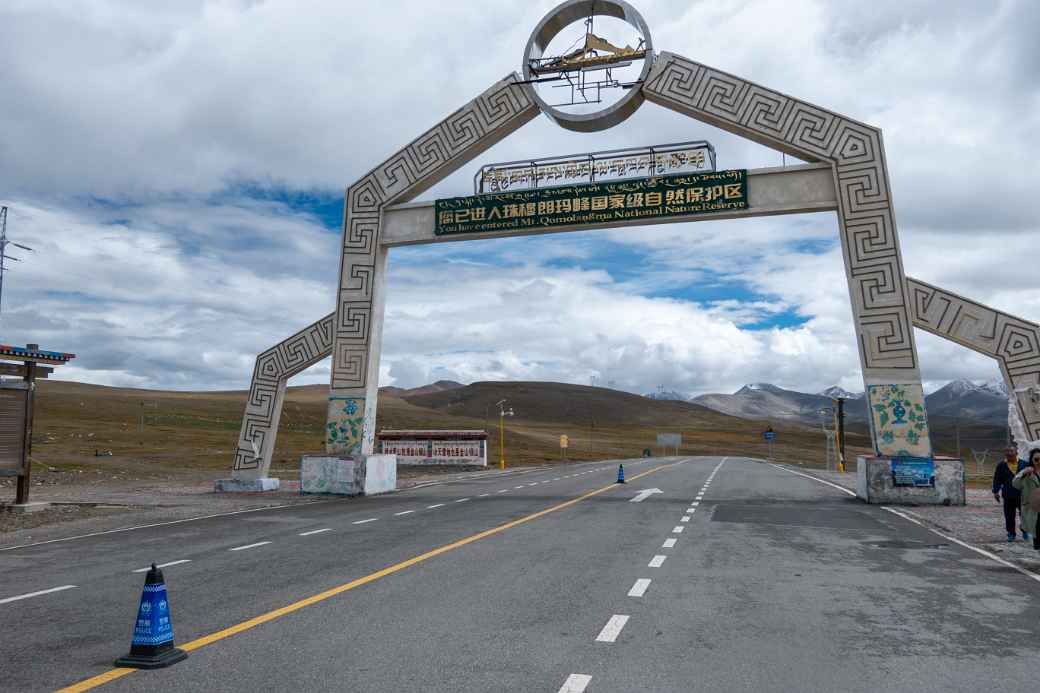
[226,49,1040,485]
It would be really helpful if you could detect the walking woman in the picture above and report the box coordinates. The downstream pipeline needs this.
[1012,448,1040,551]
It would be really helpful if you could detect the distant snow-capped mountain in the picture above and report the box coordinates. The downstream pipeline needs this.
[691,379,1010,425]
[925,379,1008,421]
[819,386,864,400]
[692,384,868,424]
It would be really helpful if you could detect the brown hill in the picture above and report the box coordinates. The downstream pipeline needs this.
[8,378,889,488]
[404,381,735,428]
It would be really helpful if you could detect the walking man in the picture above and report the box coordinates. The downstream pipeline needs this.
[993,446,1027,541]
[1012,449,1040,551]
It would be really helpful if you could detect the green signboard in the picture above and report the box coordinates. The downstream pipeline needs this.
[435,169,748,236]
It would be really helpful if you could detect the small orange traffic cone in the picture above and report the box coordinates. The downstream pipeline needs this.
[114,563,188,669]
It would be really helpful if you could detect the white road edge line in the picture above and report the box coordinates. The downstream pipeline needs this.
[767,462,856,497]
[882,506,1040,584]
[648,555,667,568]
[298,528,332,537]
[628,578,651,597]
[0,585,77,604]
[0,499,329,552]
[352,518,378,525]
[557,674,592,693]
[767,460,1040,584]
[229,541,270,552]
[595,614,630,642]
[133,559,192,573]
[662,538,677,548]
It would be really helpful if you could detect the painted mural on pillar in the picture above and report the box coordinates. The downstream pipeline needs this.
[326,397,365,455]
[868,384,932,458]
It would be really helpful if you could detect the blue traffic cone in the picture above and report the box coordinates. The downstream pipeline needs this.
[616,464,626,484]
[114,563,188,669]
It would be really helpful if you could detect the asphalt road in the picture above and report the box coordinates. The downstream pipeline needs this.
[2,456,1038,692]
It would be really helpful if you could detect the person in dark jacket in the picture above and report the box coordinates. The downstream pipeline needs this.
[993,446,1028,541]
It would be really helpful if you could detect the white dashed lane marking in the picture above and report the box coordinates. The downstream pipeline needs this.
[427,504,444,509]
[595,614,630,643]
[628,579,651,597]
[680,516,690,522]
[132,559,191,572]
[672,526,684,534]
[298,528,332,537]
[394,510,415,516]
[229,541,270,552]
[455,498,470,503]
[557,674,592,693]
[662,538,677,548]
[352,518,378,525]
[0,585,77,605]
[648,555,667,568]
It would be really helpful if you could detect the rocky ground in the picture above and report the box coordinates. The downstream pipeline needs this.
[0,464,532,549]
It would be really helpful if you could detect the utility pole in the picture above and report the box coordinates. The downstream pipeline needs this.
[496,399,513,470]
[0,207,36,324]
[837,397,846,472]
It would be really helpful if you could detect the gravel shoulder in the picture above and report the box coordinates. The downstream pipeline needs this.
[0,464,548,549]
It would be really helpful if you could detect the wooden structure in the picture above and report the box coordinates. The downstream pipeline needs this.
[0,343,75,506]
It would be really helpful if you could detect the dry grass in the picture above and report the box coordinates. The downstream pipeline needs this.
[15,380,880,487]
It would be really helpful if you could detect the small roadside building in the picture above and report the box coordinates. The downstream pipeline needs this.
[378,430,487,466]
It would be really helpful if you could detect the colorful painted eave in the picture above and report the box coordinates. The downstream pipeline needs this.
[378,430,489,440]
[0,344,76,364]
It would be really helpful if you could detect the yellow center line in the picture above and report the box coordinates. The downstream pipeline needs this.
[57,459,685,692]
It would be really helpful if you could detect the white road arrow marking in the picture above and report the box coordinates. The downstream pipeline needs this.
[630,488,663,503]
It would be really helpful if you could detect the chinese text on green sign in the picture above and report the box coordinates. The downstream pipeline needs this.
[435,169,748,236]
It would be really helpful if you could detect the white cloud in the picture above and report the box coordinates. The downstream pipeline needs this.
[0,0,1037,399]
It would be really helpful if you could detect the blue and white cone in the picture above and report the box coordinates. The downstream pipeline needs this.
[616,464,626,484]
[114,563,188,669]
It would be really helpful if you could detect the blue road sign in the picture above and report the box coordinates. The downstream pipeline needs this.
[763,431,776,441]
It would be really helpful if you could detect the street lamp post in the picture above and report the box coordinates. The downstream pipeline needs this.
[496,399,514,470]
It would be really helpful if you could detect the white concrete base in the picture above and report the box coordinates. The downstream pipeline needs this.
[856,456,965,505]
[214,477,281,493]
[300,454,396,496]
[5,501,50,513]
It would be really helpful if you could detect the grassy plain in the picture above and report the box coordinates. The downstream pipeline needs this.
[12,380,880,487]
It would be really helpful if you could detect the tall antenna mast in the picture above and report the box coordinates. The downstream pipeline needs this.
[0,206,36,323]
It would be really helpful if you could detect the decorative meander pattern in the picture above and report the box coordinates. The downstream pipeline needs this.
[233,76,538,472]
[643,52,917,374]
[330,75,538,394]
[233,313,334,471]
[906,277,1040,440]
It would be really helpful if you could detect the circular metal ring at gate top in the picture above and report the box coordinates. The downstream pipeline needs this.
[522,0,654,133]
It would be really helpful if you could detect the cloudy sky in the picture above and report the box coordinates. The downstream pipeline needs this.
[2,0,1038,397]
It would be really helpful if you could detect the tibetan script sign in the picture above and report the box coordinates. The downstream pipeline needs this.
[476,141,715,194]
[437,170,747,237]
